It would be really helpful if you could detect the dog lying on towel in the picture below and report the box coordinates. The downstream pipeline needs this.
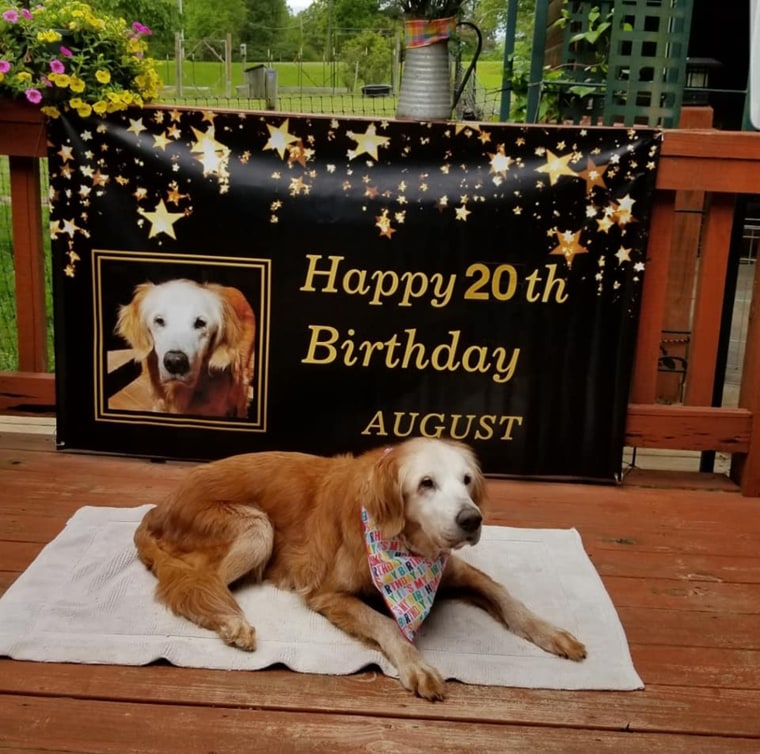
[134,438,586,699]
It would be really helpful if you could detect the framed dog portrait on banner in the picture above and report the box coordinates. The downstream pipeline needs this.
[48,108,661,481]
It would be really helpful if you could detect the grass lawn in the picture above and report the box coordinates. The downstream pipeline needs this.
[158,58,505,98]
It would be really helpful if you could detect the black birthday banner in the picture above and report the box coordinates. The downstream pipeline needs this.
[47,108,661,481]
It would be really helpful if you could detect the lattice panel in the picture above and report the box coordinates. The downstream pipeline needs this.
[603,0,694,127]
[561,0,615,81]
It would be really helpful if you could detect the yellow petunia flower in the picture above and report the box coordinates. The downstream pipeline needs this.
[36,29,62,43]
[95,69,111,84]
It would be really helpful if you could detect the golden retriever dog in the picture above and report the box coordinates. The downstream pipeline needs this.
[116,279,255,417]
[134,438,586,700]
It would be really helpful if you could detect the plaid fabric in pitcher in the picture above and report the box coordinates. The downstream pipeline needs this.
[404,16,457,49]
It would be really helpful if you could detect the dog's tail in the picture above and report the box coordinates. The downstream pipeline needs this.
[133,512,260,650]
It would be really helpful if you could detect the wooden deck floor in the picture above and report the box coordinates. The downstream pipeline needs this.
[1,430,759,753]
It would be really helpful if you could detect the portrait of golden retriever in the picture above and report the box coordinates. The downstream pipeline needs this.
[115,279,256,418]
[134,438,586,700]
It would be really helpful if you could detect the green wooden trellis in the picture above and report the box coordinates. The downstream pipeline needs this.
[556,0,614,124]
[602,0,694,127]
[522,0,694,127]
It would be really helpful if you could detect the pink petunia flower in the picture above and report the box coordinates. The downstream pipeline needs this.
[40,75,52,87]
[2,9,19,22]
[21,8,33,19]
[0,60,10,73]
[132,21,152,35]
[59,46,73,57]
[49,59,65,74]
[25,88,42,104]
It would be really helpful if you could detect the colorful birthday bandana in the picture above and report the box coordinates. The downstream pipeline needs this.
[361,506,449,642]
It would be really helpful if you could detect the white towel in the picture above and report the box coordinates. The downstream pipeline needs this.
[0,505,642,690]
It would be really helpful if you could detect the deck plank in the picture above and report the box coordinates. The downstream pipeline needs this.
[1,661,759,738]
[2,693,760,753]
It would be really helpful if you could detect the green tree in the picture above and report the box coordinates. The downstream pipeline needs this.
[340,29,393,88]
[243,0,290,60]
[90,0,176,57]
[182,0,248,52]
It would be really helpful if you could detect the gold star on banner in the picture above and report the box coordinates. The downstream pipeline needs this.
[133,186,148,201]
[57,145,73,162]
[92,170,109,187]
[201,110,216,124]
[168,109,182,122]
[550,229,588,268]
[489,144,513,179]
[167,124,181,140]
[613,194,636,226]
[597,215,614,233]
[190,127,230,177]
[264,119,299,159]
[287,140,309,167]
[454,122,480,135]
[289,176,308,196]
[61,218,82,237]
[152,132,171,151]
[49,220,62,239]
[579,157,608,193]
[115,175,129,186]
[536,150,577,186]
[455,205,471,222]
[139,200,184,239]
[478,131,492,145]
[166,184,187,205]
[615,246,632,264]
[127,118,147,137]
[347,124,390,161]
[375,209,395,239]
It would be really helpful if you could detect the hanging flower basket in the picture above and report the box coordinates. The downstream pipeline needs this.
[0,0,160,119]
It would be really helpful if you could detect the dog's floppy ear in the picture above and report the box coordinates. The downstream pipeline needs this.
[207,285,255,374]
[469,462,488,511]
[115,283,154,360]
[450,439,488,511]
[364,448,405,538]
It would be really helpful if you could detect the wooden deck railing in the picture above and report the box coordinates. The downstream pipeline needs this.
[3,102,760,493]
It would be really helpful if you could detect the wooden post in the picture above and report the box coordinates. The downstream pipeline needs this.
[731,251,760,495]
[657,106,714,403]
[9,155,47,372]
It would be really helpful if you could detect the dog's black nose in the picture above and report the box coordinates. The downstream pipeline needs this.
[163,350,190,375]
[456,508,482,534]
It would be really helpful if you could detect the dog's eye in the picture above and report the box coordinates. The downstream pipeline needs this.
[193,317,207,329]
[463,473,472,486]
[154,316,165,327]
[419,476,435,490]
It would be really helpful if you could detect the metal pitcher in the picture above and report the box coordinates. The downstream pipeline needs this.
[396,21,482,121]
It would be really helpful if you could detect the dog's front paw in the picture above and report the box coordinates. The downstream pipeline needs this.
[219,618,257,651]
[398,659,446,701]
[533,623,587,661]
